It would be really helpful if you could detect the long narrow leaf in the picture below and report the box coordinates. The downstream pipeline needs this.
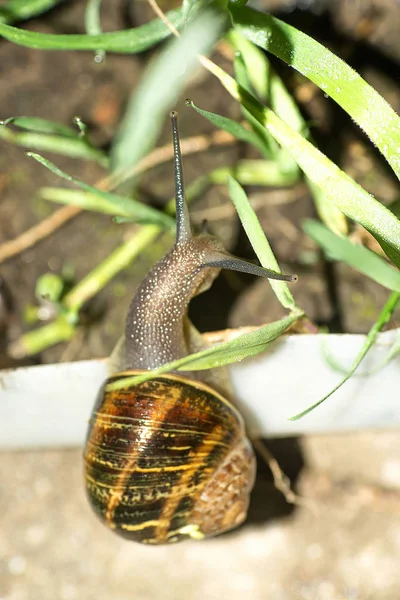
[230,5,400,179]
[229,31,347,235]
[28,154,174,228]
[227,176,298,310]
[187,99,270,158]
[85,0,105,62]
[106,313,299,392]
[0,8,184,52]
[1,116,77,137]
[289,291,400,420]
[0,125,107,166]
[0,0,63,24]
[304,219,400,292]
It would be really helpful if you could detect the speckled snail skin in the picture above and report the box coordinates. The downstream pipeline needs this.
[83,111,297,544]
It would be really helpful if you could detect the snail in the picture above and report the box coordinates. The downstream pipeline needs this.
[84,111,296,544]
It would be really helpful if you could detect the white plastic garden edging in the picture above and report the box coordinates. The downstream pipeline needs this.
[0,329,399,450]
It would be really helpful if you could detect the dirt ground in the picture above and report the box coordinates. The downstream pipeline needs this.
[1,1,400,599]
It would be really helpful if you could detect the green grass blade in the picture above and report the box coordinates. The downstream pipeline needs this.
[85,0,103,35]
[1,116,78,137]
[202,61,400,266]
[322,327,400,376]
[289,291,400,420]
[29,154,174,228]
[228,29,305,134]
[85,0,105,62]
[229,30,348,236]
[106,313,299,391]
[304,219,400,292]
[227,176,298,310]
[0,125,108,166]
[111,11,225,172]
[0,8,184,52]
[0,0,63,24]
[187,99,270,158]
[230,5,400,179]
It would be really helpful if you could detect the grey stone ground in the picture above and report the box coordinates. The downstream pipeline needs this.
[1,432,400,600]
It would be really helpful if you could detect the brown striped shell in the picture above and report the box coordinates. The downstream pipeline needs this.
[84,371,256,544]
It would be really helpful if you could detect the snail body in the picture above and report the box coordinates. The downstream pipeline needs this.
[84,111,296,544]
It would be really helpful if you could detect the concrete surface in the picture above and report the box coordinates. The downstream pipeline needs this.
[1,432,400,600]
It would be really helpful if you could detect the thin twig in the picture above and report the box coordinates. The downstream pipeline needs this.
[0,130,235,265]
[146,0,179,37]
[253,438,317,513]
[0,205,81,264]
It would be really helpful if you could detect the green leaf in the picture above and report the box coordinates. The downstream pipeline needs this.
[186,98,270,158]
[110,10,226,173]
[304,219,400,292]
[0,8,184,52]
[29,154,174,228]
[202,62,400,265]
[230,5,400,180]
[308,179,348,237]
[227,176,298,310]
[0,119,107,166]
[1,116,77,137]
[229,30,347,236]
[85,0,103,35]
[85,0,105,62]
[0,0,63,24]
[106,313,299,391]
[228,29,305,133]
[289,291,400,420]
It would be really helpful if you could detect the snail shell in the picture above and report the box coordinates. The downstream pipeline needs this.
[85,372,255,544]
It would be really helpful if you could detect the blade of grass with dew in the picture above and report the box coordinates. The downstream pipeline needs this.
[227,176,298,310]
[200,62,400,266]
[186,99,271,159]
[110,11,226,173]
[229,5,400,180]
[229,30,305,132]
[0,8,184,52]
[304,219,400,292]
[289,291,400,420]
[106,313,299,391]
[0,124,107,166]
[85,0,105,62]
[229,30,347,235]
[28,153,174,228]
[39,187,175,228]
[0,0,63,24]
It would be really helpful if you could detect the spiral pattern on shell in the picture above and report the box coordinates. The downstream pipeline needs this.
[84,372,256,544]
